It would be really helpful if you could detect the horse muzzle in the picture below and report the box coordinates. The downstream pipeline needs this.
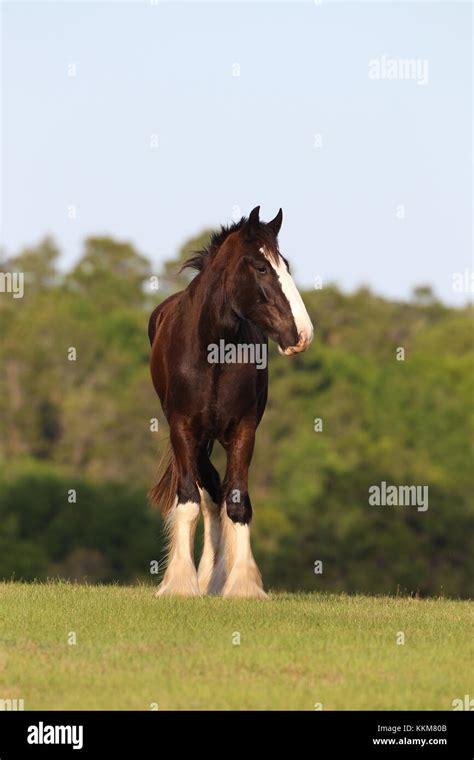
[278,329,313,356]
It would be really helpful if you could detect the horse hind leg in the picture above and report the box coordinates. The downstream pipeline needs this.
[197,451,225,595]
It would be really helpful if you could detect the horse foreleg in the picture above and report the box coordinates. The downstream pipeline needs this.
[219,422,268,600]
[156,424,200,597]
[156,499,200,597]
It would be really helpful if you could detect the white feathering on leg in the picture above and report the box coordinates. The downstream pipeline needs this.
[197,488,224,594]
[156,500,200,597]
[220,513,268,600]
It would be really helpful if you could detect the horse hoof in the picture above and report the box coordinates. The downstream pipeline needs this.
[222,583,269,600]
[155,582,201,598]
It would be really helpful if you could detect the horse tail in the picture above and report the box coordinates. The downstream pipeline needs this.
[148,443,178,515]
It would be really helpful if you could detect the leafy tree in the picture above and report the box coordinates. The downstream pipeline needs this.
[67,237,150,308]
[0,231,472,597]
[8,236,60,294]
[155,229,213,297]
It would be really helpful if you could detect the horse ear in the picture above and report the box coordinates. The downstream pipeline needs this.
[243,206,260,240]
[267,208,283,236]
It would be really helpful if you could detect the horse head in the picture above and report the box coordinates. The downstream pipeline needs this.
[216,206,314,355]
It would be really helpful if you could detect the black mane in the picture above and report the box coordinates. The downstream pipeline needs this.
[181,217,279,274]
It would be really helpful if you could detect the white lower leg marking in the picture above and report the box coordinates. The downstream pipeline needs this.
[197,489,224,594]
[157,500,200,597]
[220,515,268,599]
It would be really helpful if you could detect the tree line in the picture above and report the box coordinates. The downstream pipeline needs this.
[0,234,472,596]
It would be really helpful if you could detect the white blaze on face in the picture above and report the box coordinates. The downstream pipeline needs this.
[260,247,314,354]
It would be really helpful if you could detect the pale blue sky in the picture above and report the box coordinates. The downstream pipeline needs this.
[1,1,472,303]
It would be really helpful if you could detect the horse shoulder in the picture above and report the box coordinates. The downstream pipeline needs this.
[148,292,183,346]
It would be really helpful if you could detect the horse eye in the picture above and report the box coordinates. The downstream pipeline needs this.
[256,264,267,274]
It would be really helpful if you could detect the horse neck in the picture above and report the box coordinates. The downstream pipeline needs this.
[194,266,240,348]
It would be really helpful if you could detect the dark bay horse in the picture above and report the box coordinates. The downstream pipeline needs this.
[148,207,313,598]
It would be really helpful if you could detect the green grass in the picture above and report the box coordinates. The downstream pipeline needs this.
[0,582,472,710]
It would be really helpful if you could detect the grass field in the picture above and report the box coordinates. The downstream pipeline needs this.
[0,582,472,710]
